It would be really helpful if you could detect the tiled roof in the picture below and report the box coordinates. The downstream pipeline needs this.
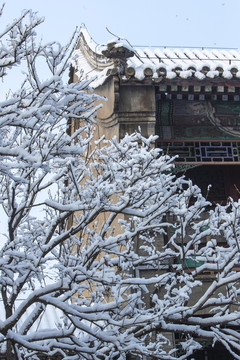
[72,26,240,87]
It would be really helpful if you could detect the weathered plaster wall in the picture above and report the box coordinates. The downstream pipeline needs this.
[94,76,120,141]
[95,78,156,141]
[118,84,156,139]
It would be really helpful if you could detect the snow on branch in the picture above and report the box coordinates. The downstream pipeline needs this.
[1,8,240,360]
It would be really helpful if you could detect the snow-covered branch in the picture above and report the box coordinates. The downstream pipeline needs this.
[1,8,240,360]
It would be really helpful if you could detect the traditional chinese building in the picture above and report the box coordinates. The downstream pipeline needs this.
[71,27,240,360]
[72,26,240,205]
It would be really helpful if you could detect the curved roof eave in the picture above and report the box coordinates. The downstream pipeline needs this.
[72,27,240,87]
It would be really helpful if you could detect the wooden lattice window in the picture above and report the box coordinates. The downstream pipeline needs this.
[156,140,240,164]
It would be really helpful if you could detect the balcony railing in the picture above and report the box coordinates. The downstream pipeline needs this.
[156,139,240,164]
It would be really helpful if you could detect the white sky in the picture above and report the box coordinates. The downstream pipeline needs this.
[2,0,240,49]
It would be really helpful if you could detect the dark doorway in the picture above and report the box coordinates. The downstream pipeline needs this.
[185,165,240,203]
[189,343,235,360]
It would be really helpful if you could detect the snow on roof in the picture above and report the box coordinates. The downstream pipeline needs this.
[72,26,240,87]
